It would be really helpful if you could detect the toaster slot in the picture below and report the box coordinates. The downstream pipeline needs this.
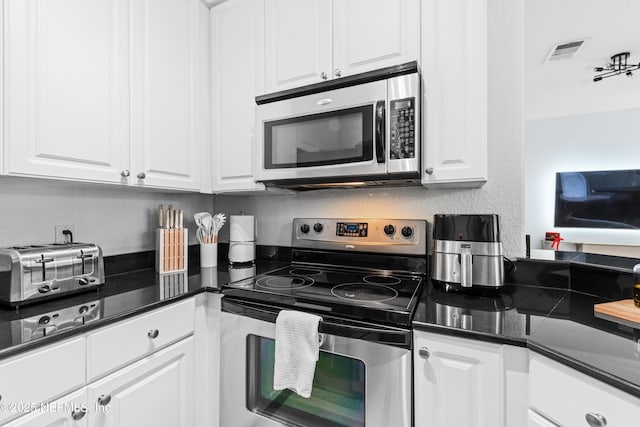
[25,253,56,284]
[74,250,95,276]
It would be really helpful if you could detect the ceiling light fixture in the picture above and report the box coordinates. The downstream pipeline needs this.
[593,52,640,82]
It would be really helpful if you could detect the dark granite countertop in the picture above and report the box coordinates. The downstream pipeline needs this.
[0,257,287,362]
[413,254,640,399]
[3,246,640,400]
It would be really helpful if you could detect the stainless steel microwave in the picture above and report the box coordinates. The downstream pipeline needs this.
[254,62,420,189]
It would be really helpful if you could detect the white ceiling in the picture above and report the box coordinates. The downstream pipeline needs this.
[525,0,640,119]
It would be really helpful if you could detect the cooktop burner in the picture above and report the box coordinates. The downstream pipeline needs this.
[255,275,314,290]
[331,283,398,302]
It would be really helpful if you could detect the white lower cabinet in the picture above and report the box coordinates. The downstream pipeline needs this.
[529,353,640,427]
[2,389,89,427]
[0,337,86,425]
[527,409,559,427]
[413,331,504,427]
[87,336,195,427]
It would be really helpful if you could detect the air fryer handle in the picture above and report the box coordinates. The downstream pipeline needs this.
[375,100,385,164]
[460,245,473,288]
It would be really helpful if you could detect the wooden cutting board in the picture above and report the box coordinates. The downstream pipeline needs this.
[594,299,640,328]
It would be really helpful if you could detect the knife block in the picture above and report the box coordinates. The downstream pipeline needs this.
[155,228,188,273]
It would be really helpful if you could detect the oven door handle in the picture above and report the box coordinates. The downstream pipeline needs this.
[375,100,385,164]
[222,298,411,349]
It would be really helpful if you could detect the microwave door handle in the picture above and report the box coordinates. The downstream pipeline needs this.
[375,100,385,163]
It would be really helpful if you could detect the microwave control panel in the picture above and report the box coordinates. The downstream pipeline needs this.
[390,97,415,159]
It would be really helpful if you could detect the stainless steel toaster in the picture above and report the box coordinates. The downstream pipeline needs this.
[0,243,105,306]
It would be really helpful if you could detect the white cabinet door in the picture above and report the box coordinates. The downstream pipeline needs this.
[264,0,331,93]
[87,337,194,427]
[210,0,265,193]
[3,389,89,427]
[332,0,419,78]
[527,409,559,427]
[4,0,129,183]
[129,0,207,191]
[421,0,488,188]
[414,331,503,427]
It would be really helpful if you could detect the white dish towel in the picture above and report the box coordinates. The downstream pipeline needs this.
[273,310,323,398]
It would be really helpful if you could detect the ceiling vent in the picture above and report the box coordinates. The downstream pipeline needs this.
[544,40,585,62]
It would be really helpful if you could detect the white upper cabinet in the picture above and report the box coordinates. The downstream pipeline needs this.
[4,0,208,191]
[210,0,265,193]
[130,0,208,191]
[4,0,130,183]
[332,0,419,78]
[263,0,419,93]
[264,0,331,93]
[421,0,488,188]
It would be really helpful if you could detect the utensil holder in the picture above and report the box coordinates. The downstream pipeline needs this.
[156,228,188,273]
[200,243,218,268]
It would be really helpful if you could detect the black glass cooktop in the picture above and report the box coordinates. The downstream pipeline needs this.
[222,265,425,327]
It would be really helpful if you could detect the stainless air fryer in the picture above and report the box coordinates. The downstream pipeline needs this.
[432,214,504,292]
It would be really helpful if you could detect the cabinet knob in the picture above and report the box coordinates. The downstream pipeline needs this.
[585,413,607,427]
[97,394,112,406]
[71,408,87,421]
[320,71,328,80]
[425,167,434,175]
[334,68,342,77]
[148,329,160,339]
[418,347,431,359]
[137,172,146,180]
[120,169,130,178]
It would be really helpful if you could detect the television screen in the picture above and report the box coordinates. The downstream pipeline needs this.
[554,169,640,229]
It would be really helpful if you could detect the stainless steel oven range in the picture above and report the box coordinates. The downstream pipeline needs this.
[220,217,428,427]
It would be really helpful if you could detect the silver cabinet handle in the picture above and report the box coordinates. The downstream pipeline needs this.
[418,347,430,359]
[71,408,87,420]
[148,329,159,339]
[425,167,434,175]
[320,71,328,80]
[120,169,130,178]
[137,172,146,180]
[585,413,607,427]
[97,394,111,406]
[334,68,342,77]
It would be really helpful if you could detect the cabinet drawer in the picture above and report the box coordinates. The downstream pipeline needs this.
[87,298,195,381]
[530,353,640,427]
[0,337,85,424]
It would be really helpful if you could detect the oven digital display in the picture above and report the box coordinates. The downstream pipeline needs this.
[336,222,368,237]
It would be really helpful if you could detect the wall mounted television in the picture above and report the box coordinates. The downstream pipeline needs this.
[555,169,640,229]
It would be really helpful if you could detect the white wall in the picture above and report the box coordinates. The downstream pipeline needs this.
[214,0,526,258]
[0,177,213,256]
[525,108,640,247]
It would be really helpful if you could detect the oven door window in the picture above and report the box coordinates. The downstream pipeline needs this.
[247,335,365,427]
[264,105,374,169]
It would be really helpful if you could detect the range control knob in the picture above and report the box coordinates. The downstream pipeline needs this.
[401,226,414,238]
[300,224,310,234]
[313,223,323,233]
[383,224,396,235]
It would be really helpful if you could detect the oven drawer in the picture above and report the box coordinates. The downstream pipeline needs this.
[86,298,195,381]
